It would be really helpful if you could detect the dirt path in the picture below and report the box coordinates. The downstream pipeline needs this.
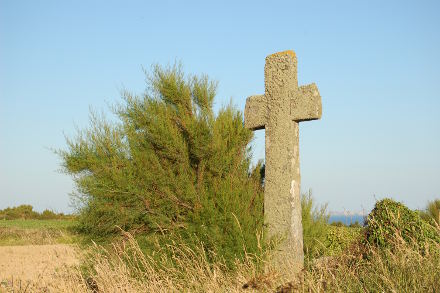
[0,244,79,284]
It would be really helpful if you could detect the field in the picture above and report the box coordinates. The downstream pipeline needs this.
[0,219,80,292]
[0,219,77,246]
[0,219,74,230]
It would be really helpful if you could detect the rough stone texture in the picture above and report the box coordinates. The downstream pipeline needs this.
[244,50,322,275]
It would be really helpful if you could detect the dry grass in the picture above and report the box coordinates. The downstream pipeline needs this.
[0,233,263,293]
[1,227,439,292]
[0,244,83,293]
[0,227,75,246]
[77,232,268,293]
[300,239,440,292]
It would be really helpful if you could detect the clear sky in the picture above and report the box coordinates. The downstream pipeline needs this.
[1,0,439,214]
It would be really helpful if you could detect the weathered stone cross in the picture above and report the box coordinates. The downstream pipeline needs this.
[244,50,322,274]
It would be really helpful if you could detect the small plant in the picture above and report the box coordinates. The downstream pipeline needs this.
[349,221,362,228]
[420,199,440,226]
[330,221,345,227]
[365,198,440,249]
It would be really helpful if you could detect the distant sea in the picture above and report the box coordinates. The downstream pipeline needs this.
[329,215,366,226]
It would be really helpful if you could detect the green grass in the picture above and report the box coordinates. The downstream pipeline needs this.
[0,219,79,246]
[0,219,75,229]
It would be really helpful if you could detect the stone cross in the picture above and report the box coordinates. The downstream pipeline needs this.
[244,50,322,274]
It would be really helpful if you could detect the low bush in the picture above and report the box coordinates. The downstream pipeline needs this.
[420,198,440,226]
[349,221,362,228]
[365,198,440,249]
[324,225,362,256]
[300,230,440,292]
[0,205,70,220]
[330,221,345,227]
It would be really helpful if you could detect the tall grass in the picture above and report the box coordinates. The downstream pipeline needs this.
[81,225,440,292]
[301,190,330,259]
[300,235,440,292]
[2,198,438,292]
[3,224,439,293]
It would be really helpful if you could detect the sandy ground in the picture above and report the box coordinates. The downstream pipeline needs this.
[0,244,79,283]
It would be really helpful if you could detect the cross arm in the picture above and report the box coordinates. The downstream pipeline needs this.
[290,83,322,122]
[244,94,267,130]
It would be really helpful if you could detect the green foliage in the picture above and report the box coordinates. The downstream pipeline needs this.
[300,191,364,259]
[0,205,69,220]
[365,198,440,249]
[420,199,440,226]
[349,221,362,228]
[0,205,38,220]
[330,221,345,227]
[324,225,362,256]
[59,64,264,265]
[301,190,330,258]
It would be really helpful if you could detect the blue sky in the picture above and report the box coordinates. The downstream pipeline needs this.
[1,0,439,214]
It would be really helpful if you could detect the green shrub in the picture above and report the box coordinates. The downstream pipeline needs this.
[40,209,60,220]
[349,221,362,228]
[420,199,440,226]
[330,221,345,227]
[0,205,39,220]
[59,64,264,266]
[324,225,362,256]
[300,229,440,292]
[0,205,70,220]
[365,198,440,249]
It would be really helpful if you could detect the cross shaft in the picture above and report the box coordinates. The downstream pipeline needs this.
[244,50,322,275]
